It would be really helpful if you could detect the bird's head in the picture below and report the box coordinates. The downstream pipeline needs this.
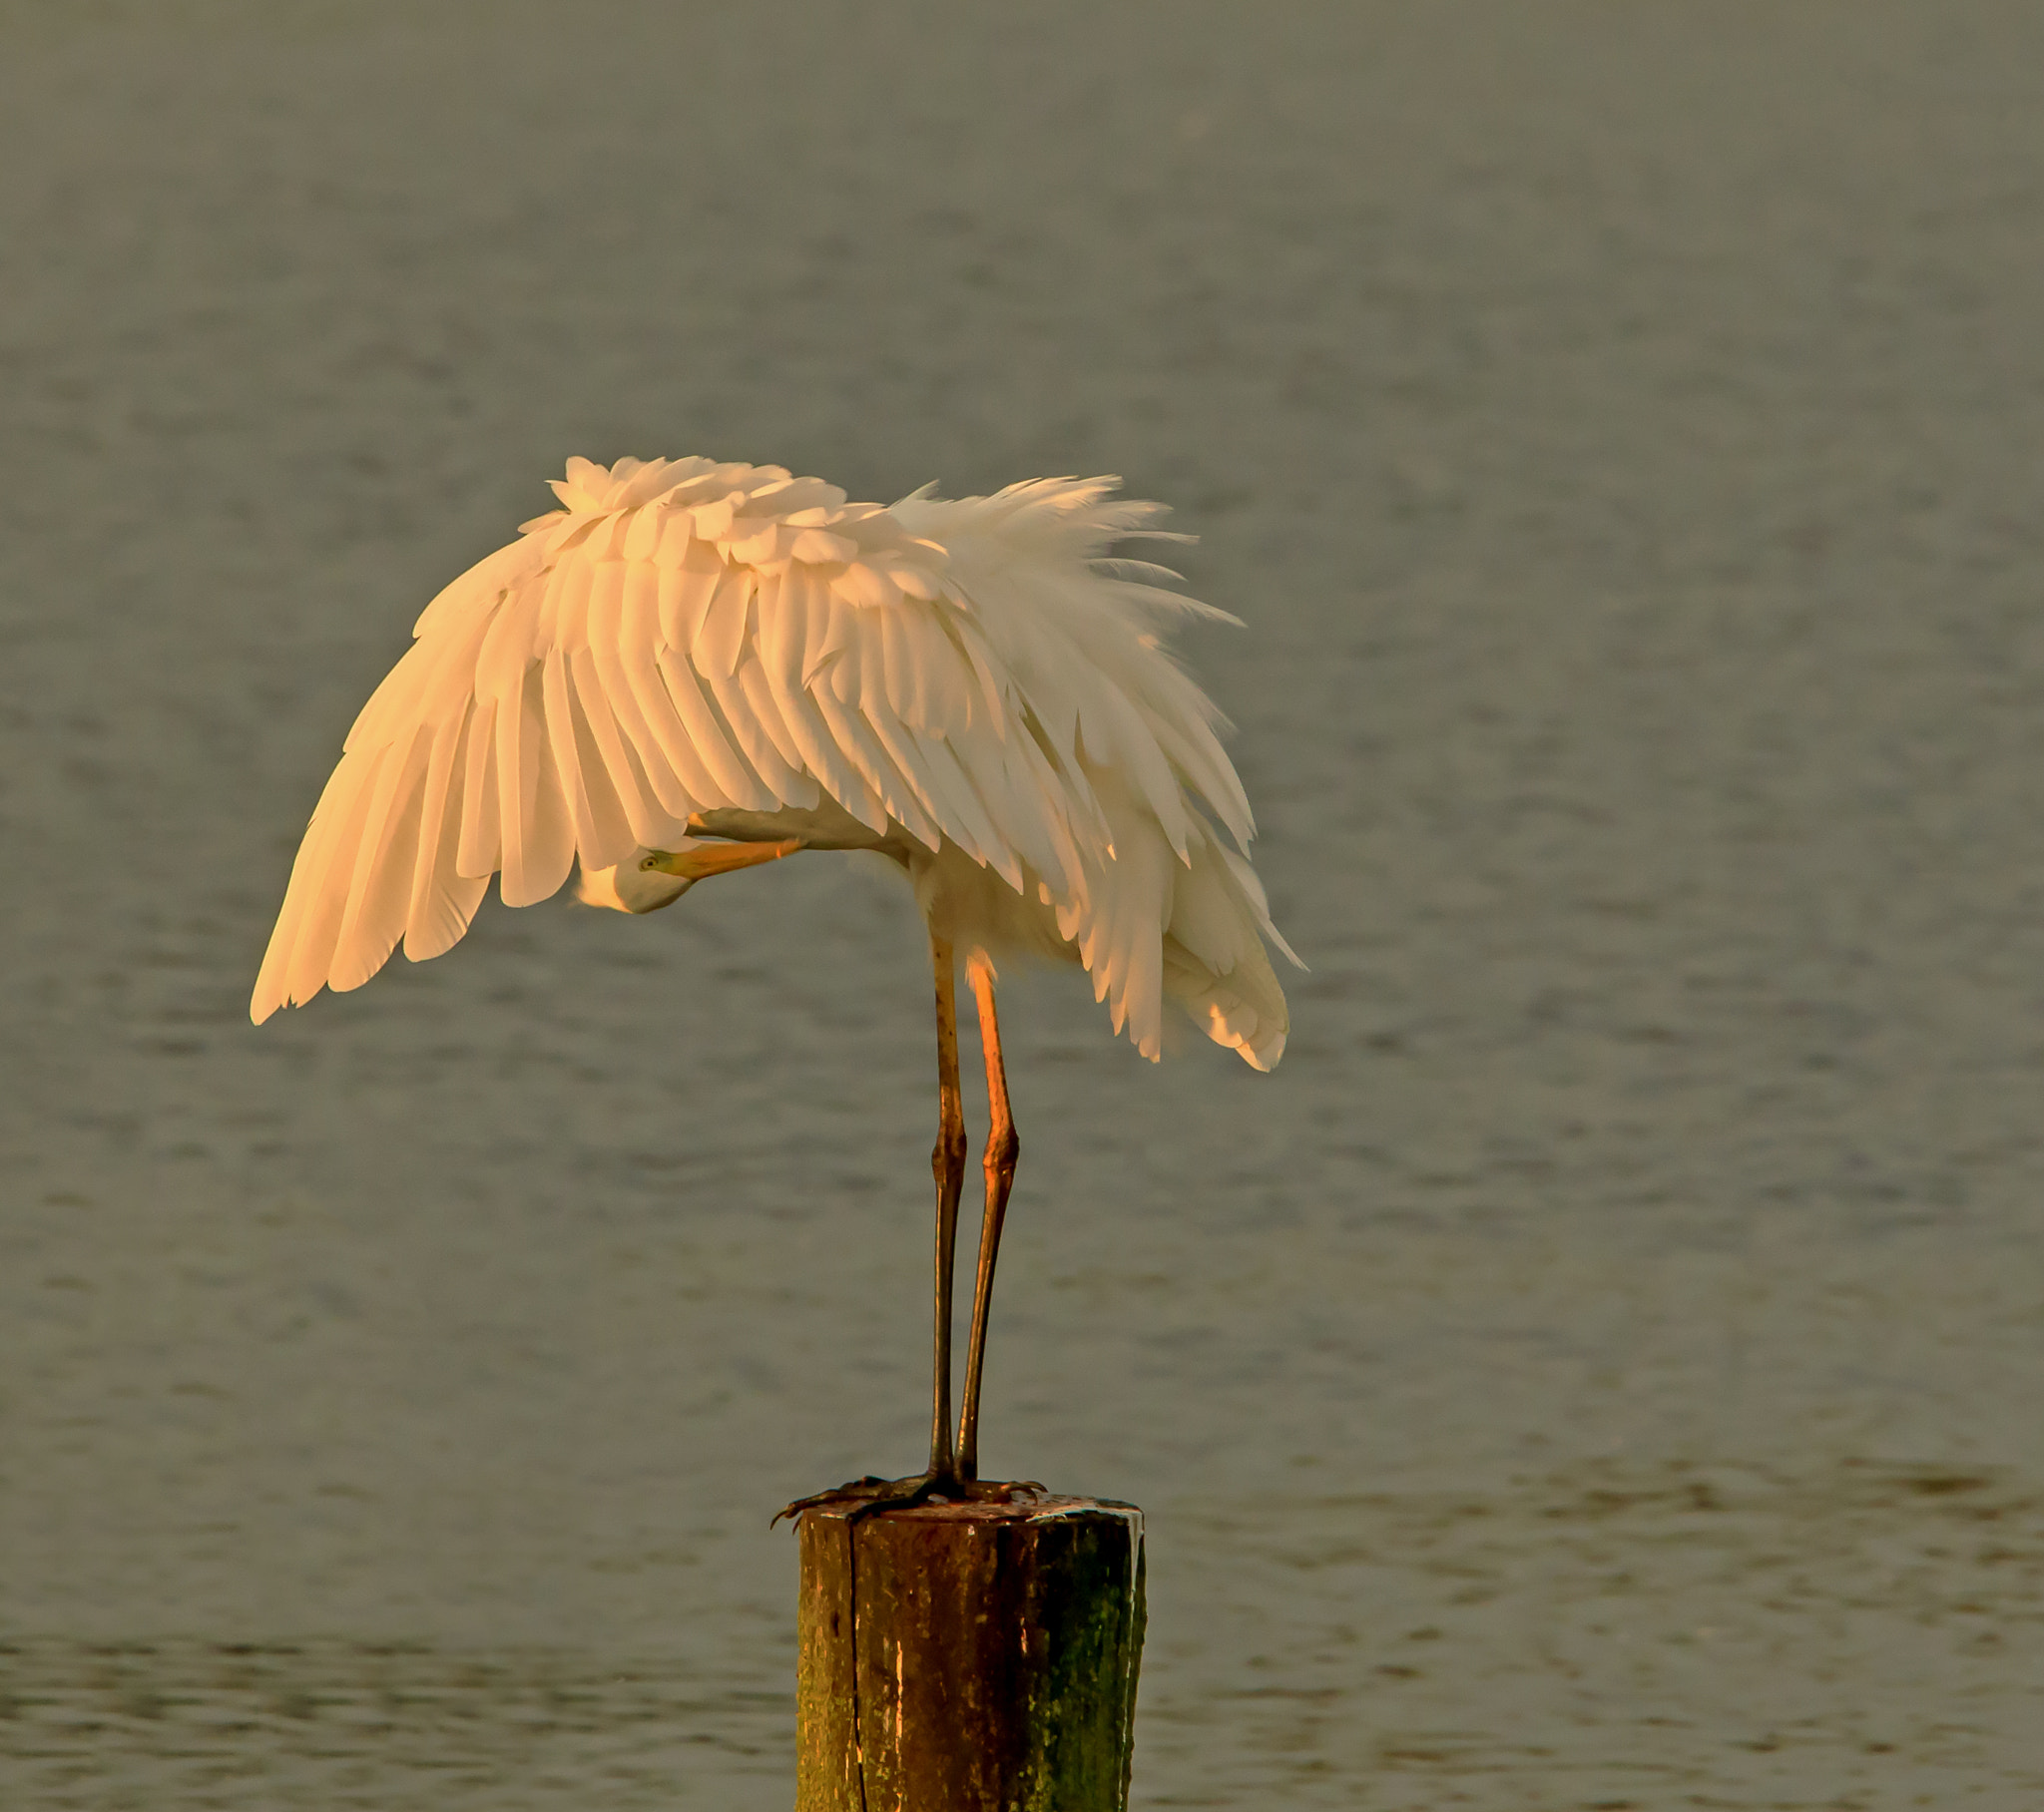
[576,837,804,915]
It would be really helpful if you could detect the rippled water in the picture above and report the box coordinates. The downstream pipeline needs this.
[6,3,2044,1806]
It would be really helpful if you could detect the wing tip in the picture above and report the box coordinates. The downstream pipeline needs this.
[1239,1030,1283,1072]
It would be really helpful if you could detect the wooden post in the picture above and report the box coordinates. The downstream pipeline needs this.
[796,1494,1146,1811]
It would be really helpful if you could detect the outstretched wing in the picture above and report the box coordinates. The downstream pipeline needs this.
[253,456,1295,1063]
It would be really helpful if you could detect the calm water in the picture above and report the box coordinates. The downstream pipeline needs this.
[5,3,2043,1806]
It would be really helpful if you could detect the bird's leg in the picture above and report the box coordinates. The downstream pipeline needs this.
[956,952,1021,1485]
[775,928,980,1526]
[926,928,968,1486]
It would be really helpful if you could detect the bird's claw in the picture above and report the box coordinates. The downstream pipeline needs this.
[772,1474,896,1527]
[773,1472,943,1528]
[773,1474,1050,1528]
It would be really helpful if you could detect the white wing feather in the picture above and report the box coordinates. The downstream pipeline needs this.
[253,456,1297,1068]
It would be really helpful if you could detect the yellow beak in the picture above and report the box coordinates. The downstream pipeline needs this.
[644,836,805,880]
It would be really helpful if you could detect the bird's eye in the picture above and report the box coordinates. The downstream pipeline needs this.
[640,856,659,870]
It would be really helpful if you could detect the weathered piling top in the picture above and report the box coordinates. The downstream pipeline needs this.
[798,1492,1142,1530]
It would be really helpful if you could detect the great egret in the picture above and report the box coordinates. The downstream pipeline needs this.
[253,455,1297,1515]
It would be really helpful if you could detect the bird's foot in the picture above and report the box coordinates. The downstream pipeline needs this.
[773,1473,1048,1528]
[772,1472,941,1527]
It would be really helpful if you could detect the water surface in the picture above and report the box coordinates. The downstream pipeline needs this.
[4,3,2042,1805]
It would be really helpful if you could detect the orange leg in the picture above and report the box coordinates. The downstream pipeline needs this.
[956,952,1020,1482]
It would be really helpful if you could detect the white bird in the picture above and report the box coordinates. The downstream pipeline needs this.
[253,454,1298,1515]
